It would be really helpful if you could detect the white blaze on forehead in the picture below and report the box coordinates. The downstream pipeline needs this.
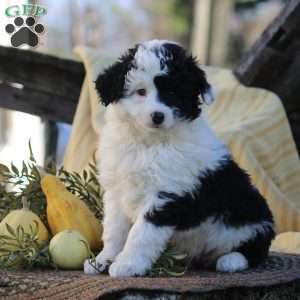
[138,39,179,71]
[125,40,179,93]
[134,45,162,74]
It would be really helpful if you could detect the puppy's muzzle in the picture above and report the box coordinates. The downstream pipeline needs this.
[151,111,165,126]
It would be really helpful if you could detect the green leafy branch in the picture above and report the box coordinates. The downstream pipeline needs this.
[148,245,189,277]
[0,222,53,270]
[57,163,104,220]
[0,142,46,224]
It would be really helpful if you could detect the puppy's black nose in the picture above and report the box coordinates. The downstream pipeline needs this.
[151,112,165,125]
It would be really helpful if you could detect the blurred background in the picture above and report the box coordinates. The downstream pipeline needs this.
[0,0,286,167]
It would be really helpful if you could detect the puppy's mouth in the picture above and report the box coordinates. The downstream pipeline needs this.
[138,121,166,131]
[150,124,163,129]
[134,118,172,131]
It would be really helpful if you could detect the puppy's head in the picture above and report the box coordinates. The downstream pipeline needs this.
[96,40,213,130]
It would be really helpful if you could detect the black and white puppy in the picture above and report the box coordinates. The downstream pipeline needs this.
[84,40,275,277]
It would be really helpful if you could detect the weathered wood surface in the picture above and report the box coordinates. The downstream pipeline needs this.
[0,46,85,124]
[234,0,300,152]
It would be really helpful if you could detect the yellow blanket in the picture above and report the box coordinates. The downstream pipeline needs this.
[64,47,300,252]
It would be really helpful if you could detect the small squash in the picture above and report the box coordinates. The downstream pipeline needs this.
[49,229,90,270]
[0,197,49,243]
[41,175,102,251]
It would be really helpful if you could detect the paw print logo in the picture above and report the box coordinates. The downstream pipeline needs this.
[5,17,44,48]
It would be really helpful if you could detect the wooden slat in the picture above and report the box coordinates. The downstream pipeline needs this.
[0,83,77,124]
[234,0,300,91]
[0,46,85,123]
[234,0,300,152]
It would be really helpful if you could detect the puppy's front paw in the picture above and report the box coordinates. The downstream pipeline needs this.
[84,258,101,275]
[84,252,113,275]
[109,257,149,277]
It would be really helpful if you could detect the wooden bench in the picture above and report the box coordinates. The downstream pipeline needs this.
[234,0,300,153]
[0,47,84,124]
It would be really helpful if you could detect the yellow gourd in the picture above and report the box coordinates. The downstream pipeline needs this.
[0,197,49,243]
[41,175,102,251]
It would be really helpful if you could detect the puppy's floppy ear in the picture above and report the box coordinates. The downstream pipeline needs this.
[200,84,214,105]
[189,59,214,106]
[95,63,126,106]
[95,47,137,106]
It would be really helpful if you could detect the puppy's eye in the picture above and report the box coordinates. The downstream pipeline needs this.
[173,108,182,118]
[136,88,147,96]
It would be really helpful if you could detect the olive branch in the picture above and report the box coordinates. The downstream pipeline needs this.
[0,221,52,269]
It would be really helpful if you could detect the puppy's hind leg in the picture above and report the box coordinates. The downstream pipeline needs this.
[216,252,249,272]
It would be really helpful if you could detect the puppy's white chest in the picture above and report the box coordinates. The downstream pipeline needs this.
[98,116,227,222]
[98,141,156,220]
[100,140,202,221]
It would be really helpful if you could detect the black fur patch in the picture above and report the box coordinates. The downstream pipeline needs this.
[154,43,211,120]
[235,228,275,267]
[145,156,274,229]
[95,46,138,106]
[145,156,274,266]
